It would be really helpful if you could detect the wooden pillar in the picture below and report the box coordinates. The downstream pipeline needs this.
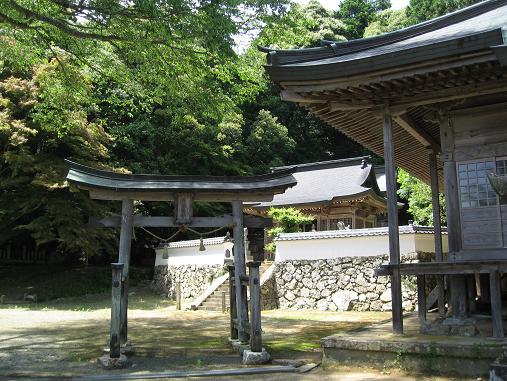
[118,199,134,346]
[490,270,504,338]
[232,201,249,343]
[228,265,238,340]
[440,116,467,319]
[248,261,262,352]
[444,159,467,318]
[110,263,123,358]
[382,105,403,334]
[429,151,446,317]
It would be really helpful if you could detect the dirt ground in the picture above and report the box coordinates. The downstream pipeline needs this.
[0,290,480,381]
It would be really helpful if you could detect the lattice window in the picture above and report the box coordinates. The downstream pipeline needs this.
[458,160,497,208]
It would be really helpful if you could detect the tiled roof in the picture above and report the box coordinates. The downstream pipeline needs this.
[276,225,448,241]
[161,236,227,249]
[263,0,507,81]
[252,156,384,208]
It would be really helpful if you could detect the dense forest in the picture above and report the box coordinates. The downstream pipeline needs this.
[0,0,481,262]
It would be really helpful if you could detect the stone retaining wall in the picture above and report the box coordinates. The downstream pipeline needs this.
[152,264,227,301]
[262,254,429,312]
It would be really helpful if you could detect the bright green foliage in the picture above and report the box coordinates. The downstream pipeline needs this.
[397,169,446,225]
[338,0,391,39]
[363,9,409,37]
[0,58,116,255]
[244,109,296,173]
[255,1,347,50]
[406,0,482,24]
[265,207,315,253]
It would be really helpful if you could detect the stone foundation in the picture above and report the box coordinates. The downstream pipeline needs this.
[152,264,227,301]
[262,254,429,312]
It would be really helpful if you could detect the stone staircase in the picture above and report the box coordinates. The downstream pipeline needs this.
[194,261,274,312]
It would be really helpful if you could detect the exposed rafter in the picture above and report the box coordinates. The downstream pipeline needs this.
[393,114,441,153]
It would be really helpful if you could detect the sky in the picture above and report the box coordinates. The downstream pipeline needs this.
[294,0,411,10]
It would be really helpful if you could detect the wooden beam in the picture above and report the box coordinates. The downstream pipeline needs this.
[118,199,133,347]
[394,114,441,153]
[90,215,273,229]
[376,261,507,276]
[280,90,327,104]
[328,101,373,111]
[87,189,276,202]
[388,78,507,114]
[382,105,403,335]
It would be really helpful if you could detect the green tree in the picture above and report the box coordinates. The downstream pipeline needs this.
[338,0,391,39]
[406,0,481,24]
[0,58,116,256]
[397,169,446,225]
[363,9,409,37]
[265,207,314,253]
[244,109,296,173]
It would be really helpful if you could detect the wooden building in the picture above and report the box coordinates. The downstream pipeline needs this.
[262,0,507,337]
[245,156,388,230]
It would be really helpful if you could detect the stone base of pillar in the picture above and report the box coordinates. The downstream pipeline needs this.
[97,354,129,369]
[242,348,271,365]
[228,338,250,355]
[421,317,478,336]
[103,342,135,356]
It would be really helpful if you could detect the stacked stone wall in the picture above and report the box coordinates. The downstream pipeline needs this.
[152,264,227,301]
[262,253,430,312]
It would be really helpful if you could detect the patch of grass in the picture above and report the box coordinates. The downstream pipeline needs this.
[262,310,388,354]
[1,287,175,311]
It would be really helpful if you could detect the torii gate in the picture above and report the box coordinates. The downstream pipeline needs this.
[65,160,296,367]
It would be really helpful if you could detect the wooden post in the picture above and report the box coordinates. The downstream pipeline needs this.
[232,201,249,343]
[118,199,134,347]
[176,282,182,310]
[429,151,446,317]
[110,263,123,358]
[466,275,477,313]
[382,105,403,334]
[417,275,426,322]
[490,270,504,338]
[440,116,467,319]
[248,261,262,352]
[228,265,238,340]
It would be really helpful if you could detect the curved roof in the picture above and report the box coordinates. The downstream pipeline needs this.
[65,160,297,202]
[263,0,507,82]
[260,0,507,184]
[251,156,385,208]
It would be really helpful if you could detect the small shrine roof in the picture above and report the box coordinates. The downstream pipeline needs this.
[249,156,385,209]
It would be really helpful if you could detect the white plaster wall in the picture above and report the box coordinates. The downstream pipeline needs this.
[275,233,448,261]
[155,243,228,266]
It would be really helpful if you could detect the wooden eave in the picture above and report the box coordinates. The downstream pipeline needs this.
[65,160,297,202]
[272,58,507,185]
